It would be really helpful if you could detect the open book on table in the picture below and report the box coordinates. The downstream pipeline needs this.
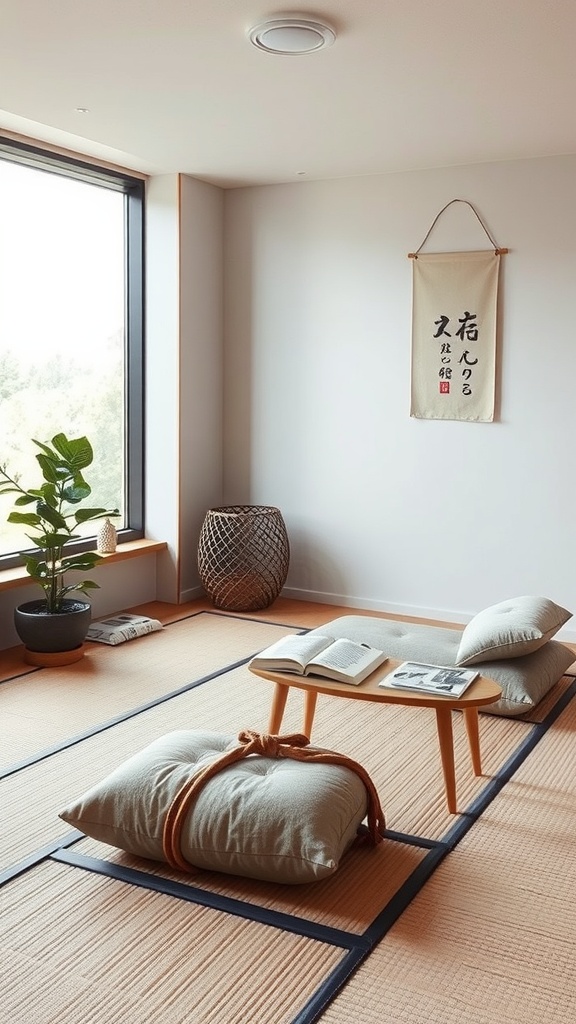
[379,661,479,697]
[249,633,387,685]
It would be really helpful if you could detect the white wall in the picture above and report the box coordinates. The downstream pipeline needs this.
[145,173,224,603]
[178,174,224,601]
[223,155,576,638]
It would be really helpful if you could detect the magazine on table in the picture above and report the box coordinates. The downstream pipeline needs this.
[379,661,479,697]
[249,633,387,685]
[86,614,164,646]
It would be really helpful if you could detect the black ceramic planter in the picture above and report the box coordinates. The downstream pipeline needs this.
[14,599,92,653]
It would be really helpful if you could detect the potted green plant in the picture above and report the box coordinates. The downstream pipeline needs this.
[0,432,119,662]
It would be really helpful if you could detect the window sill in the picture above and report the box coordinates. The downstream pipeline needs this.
[0,539,167,593]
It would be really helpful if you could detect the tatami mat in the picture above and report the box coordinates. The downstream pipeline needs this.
[1,608,574,1024]
[0,860,343,1024]
[318,700,576,1024]
[0,613,295,767]
[72,831,430,935]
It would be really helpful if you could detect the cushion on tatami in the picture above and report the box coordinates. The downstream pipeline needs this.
[455,595,571,665]
[59,729,371,884]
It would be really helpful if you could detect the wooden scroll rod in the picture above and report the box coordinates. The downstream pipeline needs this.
[407,198,509,258]
[408,248,509,258]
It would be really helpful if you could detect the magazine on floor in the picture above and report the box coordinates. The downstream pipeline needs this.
[86,614,164,646]
[379,661,478,697]
[249,633,387,685]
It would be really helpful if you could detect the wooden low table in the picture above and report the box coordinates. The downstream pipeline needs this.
[249,660,502,814]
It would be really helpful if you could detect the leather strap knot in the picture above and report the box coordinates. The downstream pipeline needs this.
[163,730,386,872]
[236,729,310,759]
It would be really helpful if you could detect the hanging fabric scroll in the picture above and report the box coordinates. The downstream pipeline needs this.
[408,200,507,423]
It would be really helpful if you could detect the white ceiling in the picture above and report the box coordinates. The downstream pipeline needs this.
[1,0,575,188]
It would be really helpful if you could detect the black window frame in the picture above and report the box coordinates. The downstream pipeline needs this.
[0,136,145,569]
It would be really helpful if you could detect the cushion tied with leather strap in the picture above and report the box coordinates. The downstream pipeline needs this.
[163,729,386,872]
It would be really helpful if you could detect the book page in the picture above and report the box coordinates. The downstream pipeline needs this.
[251,634,333,668]
[309,638,376,672]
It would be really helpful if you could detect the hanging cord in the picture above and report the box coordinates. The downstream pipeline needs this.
[162,729,387,872]
[408,198,508,258]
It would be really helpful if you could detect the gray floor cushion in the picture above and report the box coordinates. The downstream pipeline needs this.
[310,615,575,717]
[59,729,372,883]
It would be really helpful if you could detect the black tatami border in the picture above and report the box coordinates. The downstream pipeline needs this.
[2,611,575,1024]
[52,847,372,952]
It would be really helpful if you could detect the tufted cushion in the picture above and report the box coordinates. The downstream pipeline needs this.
[59,730,369,884]
[310,613,575,717]
[455,596,571,666]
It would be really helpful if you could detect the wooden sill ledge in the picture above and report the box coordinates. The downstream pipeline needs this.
[0,539,167,593]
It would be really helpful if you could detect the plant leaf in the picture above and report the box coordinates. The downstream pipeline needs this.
[75,507,119,523]
[35,453,61,484]
[8,511,42,527]
[33,530,73,547]
[63,483,91,504]
[60,553,102,572]
[51,434,94,472]
[35,503,68,531]
[60,580,101,597]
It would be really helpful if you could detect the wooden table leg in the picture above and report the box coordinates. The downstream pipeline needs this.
[463,707,482,776]
[435,706,457,814]
[268,682,289,733]
[302,691,318,739]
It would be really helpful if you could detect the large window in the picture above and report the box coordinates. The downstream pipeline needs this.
[0,139,144,564]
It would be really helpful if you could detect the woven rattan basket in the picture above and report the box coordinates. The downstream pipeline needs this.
[197,505,290,611]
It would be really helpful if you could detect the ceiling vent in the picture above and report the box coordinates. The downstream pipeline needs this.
[248,18,336,55]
